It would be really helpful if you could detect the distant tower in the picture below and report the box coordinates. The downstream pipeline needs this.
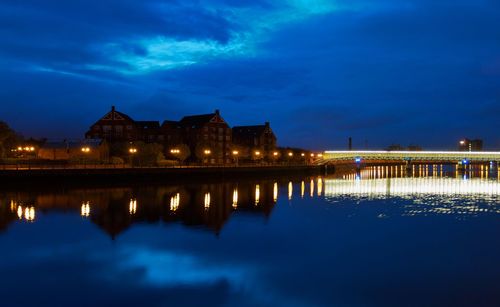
[348,137,352,151]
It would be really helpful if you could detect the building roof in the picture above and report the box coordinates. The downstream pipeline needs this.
[98,106,134,122]
[161,120,181,129]
[179,113,217,128]
[232,123,272,139]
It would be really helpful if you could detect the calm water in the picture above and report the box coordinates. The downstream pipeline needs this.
[1,167,499,307]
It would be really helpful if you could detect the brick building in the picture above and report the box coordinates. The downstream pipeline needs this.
[232,122,277,152]
[85,107,233,163]
[177,110,232,163]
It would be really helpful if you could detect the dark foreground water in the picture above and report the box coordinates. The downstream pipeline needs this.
[1,169,499,307]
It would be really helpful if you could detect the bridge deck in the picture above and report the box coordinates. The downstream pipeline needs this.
[322,151,500,163]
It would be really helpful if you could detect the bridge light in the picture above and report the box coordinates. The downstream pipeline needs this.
[462,159,469,165]
[355,157,362,163]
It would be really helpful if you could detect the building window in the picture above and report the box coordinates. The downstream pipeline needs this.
[115,125,123,136]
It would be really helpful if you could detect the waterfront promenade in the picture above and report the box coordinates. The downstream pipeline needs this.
[0,163,324,184]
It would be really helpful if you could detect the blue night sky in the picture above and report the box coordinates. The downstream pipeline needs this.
[0,0,499,150]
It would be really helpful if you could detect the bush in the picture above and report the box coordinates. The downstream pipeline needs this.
[110,156,125,165]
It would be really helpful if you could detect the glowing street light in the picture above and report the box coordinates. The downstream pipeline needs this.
[273,151,279,156]
[204,149,211,155]
[129,148,137,154]
[232,150,239,155]
[254,151,261,156]
[81,147,90,153]
[288,152,293,157]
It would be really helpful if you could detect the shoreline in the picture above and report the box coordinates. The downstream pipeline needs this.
[0,165,326,185]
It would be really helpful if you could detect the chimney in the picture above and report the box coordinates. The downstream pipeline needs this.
[348,137,352,151]
[265,121,270,128]
[112,105,116,112]
[215,109,220,115]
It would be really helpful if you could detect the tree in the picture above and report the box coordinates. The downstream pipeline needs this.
[168,143,190,163]
[195,142,210,164]
[0,121,19,158]
[250,146,264,164]
[132,142,164,166]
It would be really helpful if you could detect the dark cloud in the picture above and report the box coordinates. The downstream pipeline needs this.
[0,0,499,149]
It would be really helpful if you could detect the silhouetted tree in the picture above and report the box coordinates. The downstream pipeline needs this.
[0,121,19,158]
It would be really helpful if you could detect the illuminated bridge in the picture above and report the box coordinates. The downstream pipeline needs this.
[321,151,500,165]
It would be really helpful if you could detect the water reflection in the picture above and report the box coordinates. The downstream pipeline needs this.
[81,201,90,217]
[0,179,287,237]
[0,171,499,306]
[327,164,500,216]
[1,170,499,238]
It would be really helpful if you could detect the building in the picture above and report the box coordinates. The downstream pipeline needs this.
[232,122,277,152]
[38,139,108,161]
[85,106,161,143]
[177,110,232,164]
[84,106,279,164]
[459,139,483,151]
[85,106,138,142]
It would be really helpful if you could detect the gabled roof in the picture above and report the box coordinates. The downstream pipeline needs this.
[179,111,227,128]
[233,123,273,139]
[90,106,134,128]
[99,107,134,122]
[179,113,216,128]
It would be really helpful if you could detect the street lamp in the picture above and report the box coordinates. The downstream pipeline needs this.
[232,150,239,166]
[81,146,91,168]
[170,149,180,154]
[129,147,137,167]
[203,149,211,164]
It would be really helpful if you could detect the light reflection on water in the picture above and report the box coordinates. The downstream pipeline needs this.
[1,168,500,306]
[3,168,500,230]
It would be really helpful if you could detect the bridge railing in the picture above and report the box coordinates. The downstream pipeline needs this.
[321,151,500,163]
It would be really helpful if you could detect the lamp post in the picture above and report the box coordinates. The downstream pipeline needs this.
[254,150,261,165]
[272,151,279,165]
[204,149,211,165]
[81,146,90,168]
[129,147,137,167]
[232,150,239,166]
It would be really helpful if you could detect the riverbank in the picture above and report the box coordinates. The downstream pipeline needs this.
[0,164,326,185]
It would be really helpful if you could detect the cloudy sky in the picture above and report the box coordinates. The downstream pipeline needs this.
[0,0,499,149]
